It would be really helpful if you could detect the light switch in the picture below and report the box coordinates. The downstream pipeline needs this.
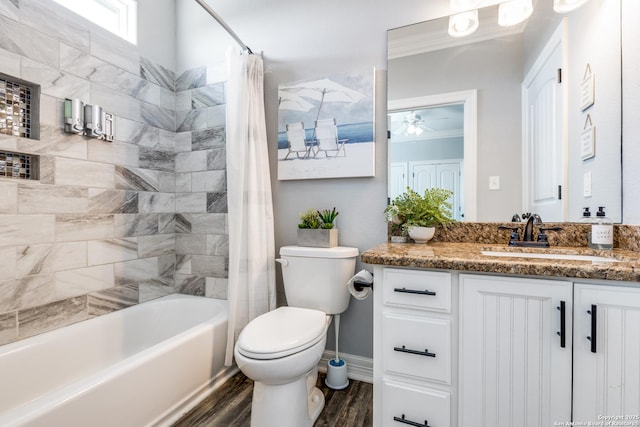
[489,176,500,190]
[583,172,592,197]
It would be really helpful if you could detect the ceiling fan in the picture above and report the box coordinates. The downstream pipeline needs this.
[392,111,433,136]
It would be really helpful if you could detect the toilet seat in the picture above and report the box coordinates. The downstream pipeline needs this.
[236,307,328,360]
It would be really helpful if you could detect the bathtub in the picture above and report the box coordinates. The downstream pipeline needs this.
[0,294,234,427]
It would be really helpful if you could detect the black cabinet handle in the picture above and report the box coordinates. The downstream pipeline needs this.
[393,345,436,358]
[394,287,436,296]
[556,300,566,348]
[393,414,430,426]
[587,304,597,353]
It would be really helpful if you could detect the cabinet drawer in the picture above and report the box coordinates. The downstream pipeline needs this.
[383,379,450,427]
[383,268,451,312]
[382,313,451,383]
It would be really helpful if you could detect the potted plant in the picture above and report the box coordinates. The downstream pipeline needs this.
[297,207,339,247]
[384,187,455,243]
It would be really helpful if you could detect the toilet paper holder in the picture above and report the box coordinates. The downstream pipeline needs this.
[353,279,373,292]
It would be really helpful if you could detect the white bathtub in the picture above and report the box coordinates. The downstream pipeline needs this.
[0,294,233,427]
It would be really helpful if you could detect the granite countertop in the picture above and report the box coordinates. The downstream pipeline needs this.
[360,242,640,282]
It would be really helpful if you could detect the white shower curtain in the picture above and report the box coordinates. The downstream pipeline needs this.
[224,47,276,366]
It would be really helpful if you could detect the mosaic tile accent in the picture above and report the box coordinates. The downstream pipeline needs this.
[0,150,36,179]
[0,77,33,139]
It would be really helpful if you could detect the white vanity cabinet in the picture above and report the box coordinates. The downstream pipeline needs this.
[573,284,640,422]
[373,267,457,427]
[458,274,573,427]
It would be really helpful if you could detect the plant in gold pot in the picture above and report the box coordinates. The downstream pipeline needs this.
[297,207,339,247]
[384,187,455,243]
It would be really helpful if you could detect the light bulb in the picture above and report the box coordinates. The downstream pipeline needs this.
[448,10,479,38]
[553,0,589,13]
[498,0,533,27]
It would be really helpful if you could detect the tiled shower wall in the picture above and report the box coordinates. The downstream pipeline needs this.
[0,0,229,345]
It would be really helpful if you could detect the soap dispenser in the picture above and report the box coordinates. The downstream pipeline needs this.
[589,206,613,250]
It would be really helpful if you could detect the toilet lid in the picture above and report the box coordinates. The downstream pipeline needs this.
[236,307,327,360]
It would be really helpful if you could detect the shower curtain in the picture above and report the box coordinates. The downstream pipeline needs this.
[224,47,276,366]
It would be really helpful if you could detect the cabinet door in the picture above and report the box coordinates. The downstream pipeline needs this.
[573,284,640,422]
[459,275,572,427]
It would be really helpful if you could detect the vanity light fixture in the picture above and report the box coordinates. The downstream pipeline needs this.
[498,0,533,27]
[450,0,482,12]
[553,0,590,13]
[448,9,479,38]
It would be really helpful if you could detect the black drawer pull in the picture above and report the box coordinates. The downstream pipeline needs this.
[393,414,430,426]
[394,345,436,358]
[556,300,566,348]
[394,287,436,296]
[587,304,597,353]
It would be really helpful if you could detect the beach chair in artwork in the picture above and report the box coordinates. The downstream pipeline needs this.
[284,122,311,160]
[313,118,348,158]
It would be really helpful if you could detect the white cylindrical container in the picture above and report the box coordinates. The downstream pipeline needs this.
[589,206,613,250]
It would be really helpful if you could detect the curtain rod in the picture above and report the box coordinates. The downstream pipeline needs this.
[194,0,253,54]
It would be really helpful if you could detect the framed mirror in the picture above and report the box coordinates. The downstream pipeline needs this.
[387,0,622,223]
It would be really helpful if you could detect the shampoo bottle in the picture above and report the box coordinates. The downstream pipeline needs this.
[589,206,613,250]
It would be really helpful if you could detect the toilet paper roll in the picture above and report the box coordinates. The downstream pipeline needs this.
[347,269,373,300]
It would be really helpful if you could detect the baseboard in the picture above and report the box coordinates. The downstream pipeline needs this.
[318,350,373,384]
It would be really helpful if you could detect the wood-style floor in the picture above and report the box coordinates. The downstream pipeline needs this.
[173,371,373,427]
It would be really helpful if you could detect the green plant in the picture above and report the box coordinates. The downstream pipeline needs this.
[298,209,321,229]
[384,187,455,233]
[318,207,339,229]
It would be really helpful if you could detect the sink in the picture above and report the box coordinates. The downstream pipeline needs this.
[480,250,621,263]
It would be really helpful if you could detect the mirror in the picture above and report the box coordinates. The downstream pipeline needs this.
[387,0,622,223]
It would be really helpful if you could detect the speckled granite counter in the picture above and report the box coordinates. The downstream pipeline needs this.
[361,242,640,282]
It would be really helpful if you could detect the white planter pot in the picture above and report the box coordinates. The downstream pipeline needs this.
[408,226,435,244]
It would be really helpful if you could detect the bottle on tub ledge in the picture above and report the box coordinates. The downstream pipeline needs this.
[589,206,613,250]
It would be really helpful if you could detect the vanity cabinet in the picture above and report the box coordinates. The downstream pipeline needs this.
[373,267,456,427]
[458,274,573,426]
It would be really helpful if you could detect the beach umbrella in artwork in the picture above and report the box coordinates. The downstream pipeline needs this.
[280,78,365,122]
[278,89,315,112]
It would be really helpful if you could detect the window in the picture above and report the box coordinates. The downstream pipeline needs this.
[53,0,137,44]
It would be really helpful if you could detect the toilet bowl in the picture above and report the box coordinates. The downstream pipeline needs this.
[234,245,358,427]
[234,307,331,427]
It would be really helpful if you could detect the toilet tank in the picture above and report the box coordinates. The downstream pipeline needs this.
[278,246,358,314]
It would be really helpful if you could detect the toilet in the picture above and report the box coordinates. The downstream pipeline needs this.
[234,245,358,427]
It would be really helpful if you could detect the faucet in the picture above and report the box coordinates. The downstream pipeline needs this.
[522,214,542,242]
[498,213,562,247]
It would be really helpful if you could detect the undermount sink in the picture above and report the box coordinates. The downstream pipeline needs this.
[480,250,621,263]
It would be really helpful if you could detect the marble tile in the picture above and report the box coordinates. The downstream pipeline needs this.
[0,47,21,78]
[22,58,90,101]
[207,148,227,171]
[87,284,139,316]
[140,57,175,91]
[0,181,18,214]
[175,193,207,213]
[176,173,192,192]
[0,134,19,152]
[158,129,177,151]
[191,255,227,278]
[17,296,89,340]
[138,147,175,172]
[192,170,226,192]
[115,166,159,192]
[0,311,18,346]
[60,43,104,78]
[87,238,138,265]
[176,109,208,132]
[138,234,175,258]
[55,265,115,299]
[0,0,19,21]
[192,126,225,151]
[39,95,59,127]
[176,254,191,274]
[175,150,208,173]
[207,105,227,127]
[0,15,59,68]
[158,172,176,193]
[88,140,140,168]
[140,103,175,132]
[55,214,115,242]
[138,283,173,303]
[90,30,139,75]
[207,192,228,213]
[20,0,91,52]
[0,247,16,280]
[175,131,192,153]
[0,215,55,246]
[138,192,174,214]
[158,254,175,280]
[114,214,158,237]
[191,84,225,108]
[18,183,88,214]
[176,67,206,92]
[91,84,141,123]
[88,189,139,214]
[205,277,228,299]
[178,213,227,234]
[30,124,88,160]
[115,117,159,147]
[175,214,191,234]
[174,274,206,296]
[0,273,56,312]
[176,91,191,111]
[207,234,230,256]
[16,242,87,276]
[114,257,170,288]
[176,234,207,255]
[158,214,175,235]
[55,158,115,189]
[38,156,55,185]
